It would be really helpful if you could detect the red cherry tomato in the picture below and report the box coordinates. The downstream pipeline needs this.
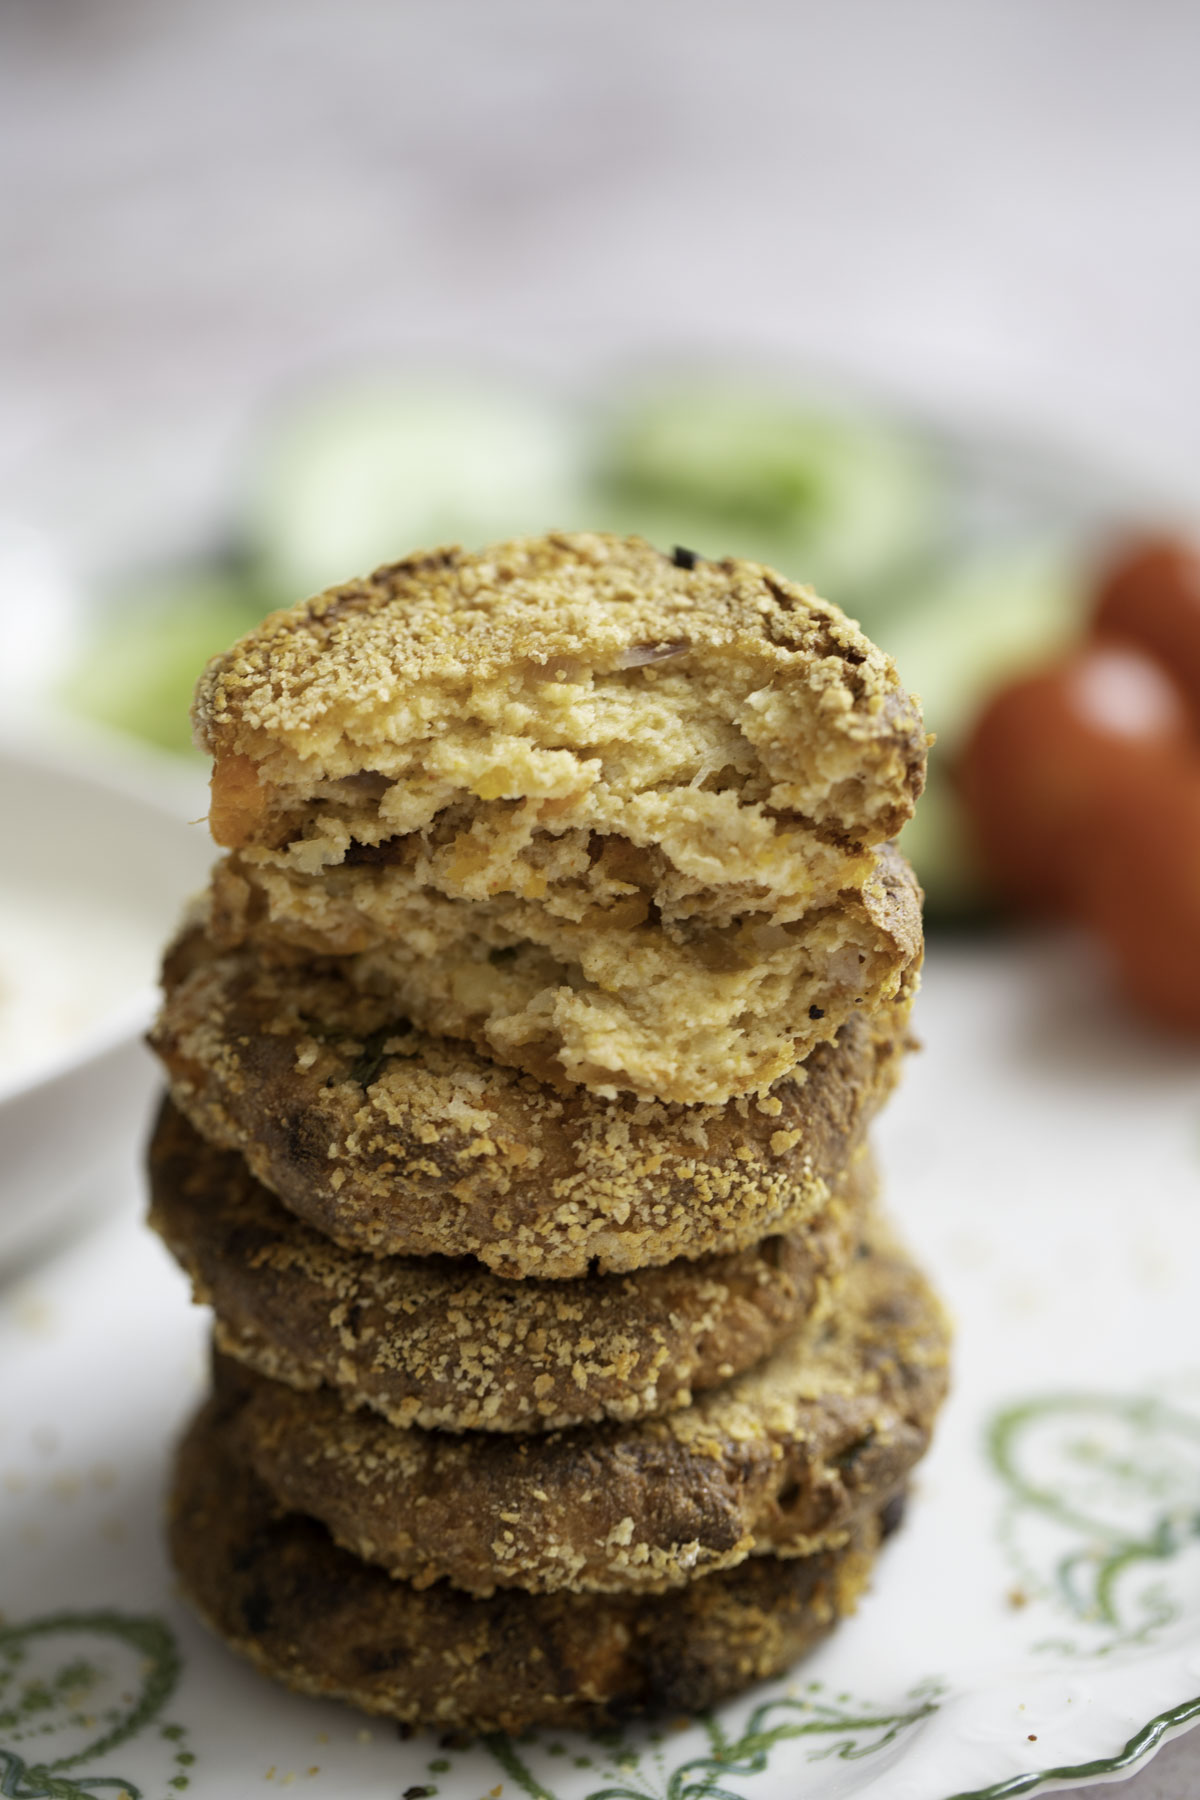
[1092,535,1200,717]
[959,638,1196,913]
[1080,759,1200,1033]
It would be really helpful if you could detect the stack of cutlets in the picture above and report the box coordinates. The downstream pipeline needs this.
[149,533,950,1734]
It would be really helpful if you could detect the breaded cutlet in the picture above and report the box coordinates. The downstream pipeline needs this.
[150,1100,873,1433]
[194,533,926,1103]
[171,1396,894,1733]
[152,925,914,1277]
[212,1220,948,1597]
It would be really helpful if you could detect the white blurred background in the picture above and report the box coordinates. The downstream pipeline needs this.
[2,0,1198,576]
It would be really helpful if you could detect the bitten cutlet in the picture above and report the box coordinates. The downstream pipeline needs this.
[151,925,914,1277]
[194,532,926,1103]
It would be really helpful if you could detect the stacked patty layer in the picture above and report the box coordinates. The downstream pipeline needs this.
[150,532,948,1732]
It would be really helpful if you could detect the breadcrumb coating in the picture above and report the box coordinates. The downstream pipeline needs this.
[151,925,914,1277]
[193,534,925,1100]
[150,1099,873,1434]
[171,1402,887,1732]
[157,529,939,1732]
[215,1219,948,1597]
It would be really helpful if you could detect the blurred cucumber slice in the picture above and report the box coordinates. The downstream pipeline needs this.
[887,538,1085,915]
[885,538,1083,747]
[244,379,588,599]
[599,382,942,604]
[898,763,990,920]
[61,571,268,756]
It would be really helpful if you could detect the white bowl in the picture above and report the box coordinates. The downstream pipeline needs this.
[0,738,214,1269]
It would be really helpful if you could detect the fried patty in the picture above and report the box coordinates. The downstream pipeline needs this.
[171,1396,894,1733]
[150,1101,873,1434]
[193,533,925,1103]
[214,1221,948,1597]
[151,928,913,1278]
[205,839,922,1108]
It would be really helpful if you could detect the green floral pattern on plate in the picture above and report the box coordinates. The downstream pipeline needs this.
[990,1391,1200,1655]
[0,1613,190,1800]
[479,1680,945,1799]
[0,1396,1196,1798]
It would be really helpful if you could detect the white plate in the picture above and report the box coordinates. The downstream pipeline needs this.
[1,935,1198,1799]
[0,737,212,1269]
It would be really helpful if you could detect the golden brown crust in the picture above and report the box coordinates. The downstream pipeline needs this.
[150,928,914,1277]
[215,1221,949,1597]
[195,533,925,845]
[149,1100,873,1433]
[170,1397,886,1733]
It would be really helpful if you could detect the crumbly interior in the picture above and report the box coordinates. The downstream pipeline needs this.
[218,1221,949,1598]
[209,837,919,1103]
[195,534,925,1101]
